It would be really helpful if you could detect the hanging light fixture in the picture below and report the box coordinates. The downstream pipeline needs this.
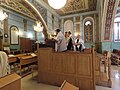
[0,9,8,21]
[48,0,67,9]
[33,21,44,32]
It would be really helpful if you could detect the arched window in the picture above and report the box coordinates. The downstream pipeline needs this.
[84,21,92,42]
[114,17,120,42]
[83,17,94,43]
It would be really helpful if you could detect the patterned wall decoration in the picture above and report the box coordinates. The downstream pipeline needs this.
[0,0,36,19]
[32,0,47,23]
[104,0,116,40]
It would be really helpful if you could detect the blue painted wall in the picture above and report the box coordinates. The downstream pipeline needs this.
[85,42,93,48]
[8,11,35,50]
[111,42,120,51]
[102,42,112,52]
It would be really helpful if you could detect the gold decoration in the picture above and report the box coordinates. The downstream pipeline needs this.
[43,0,97,15]
[61,0,87,14]
[0,0,36,19]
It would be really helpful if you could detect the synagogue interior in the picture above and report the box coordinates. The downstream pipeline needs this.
[0,0,120,90]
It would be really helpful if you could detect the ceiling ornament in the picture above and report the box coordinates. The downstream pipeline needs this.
[33,21,44,32]
[48,0,67,9]
[43,0,97,15]
[0,0,36,20]
[61,0,87,14]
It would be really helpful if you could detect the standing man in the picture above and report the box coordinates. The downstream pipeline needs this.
[67,31,74,50]
[54,29,67,52]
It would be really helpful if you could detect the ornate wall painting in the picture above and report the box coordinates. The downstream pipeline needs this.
[102,0,119,41]
[10,25,19,45]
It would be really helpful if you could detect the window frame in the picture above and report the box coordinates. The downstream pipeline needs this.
[114,17,120,42]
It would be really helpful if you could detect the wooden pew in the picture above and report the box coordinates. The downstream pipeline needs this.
[38,48,96,90]
[0,73,21,90]
[8,57,17,73]
[16,54,37,76]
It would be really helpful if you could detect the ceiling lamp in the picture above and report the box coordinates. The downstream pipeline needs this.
[33,21,44,32]
[48,0,67,9]
[0,9,8,21]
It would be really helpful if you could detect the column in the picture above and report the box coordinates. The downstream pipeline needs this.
[47,11,52,33]
[73,17,76,37]
[94,14,96,43]
[80,16,83,39]
[3,12,9,46]
[61,18,64,33]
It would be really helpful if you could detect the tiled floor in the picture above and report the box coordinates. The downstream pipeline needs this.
[21,65,120,90]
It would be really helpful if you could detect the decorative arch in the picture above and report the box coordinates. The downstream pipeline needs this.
[102,0,119,41]
[0,0,49,39]
[21,0,49,39]
[64,20,73,34]
[83,17,94,43]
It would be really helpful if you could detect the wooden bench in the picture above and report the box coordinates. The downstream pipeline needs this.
[111,49,120,66]
[0,73,21,90]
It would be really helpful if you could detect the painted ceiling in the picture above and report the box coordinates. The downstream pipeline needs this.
[43,0,97,16]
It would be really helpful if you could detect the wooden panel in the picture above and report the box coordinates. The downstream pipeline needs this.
[76,54,92,76]
[63,75,76,86]
[38,72,64,86]
[38,48,96,90]
[8,57,17,63]
[38,72,57,85]
[20,38,32,51]
[0,73,21,90]
[62,54,76,74]
[0,80,20,90]
[52,53,63,73]
[95,55,100,71]
[38,48,52,71]
[20,57,37,65]
[76,78,93,90]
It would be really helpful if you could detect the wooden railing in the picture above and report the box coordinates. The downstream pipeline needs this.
[96,51,112,87]
[38,48,96,90]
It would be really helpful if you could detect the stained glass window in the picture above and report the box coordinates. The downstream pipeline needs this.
[84,20,93,42]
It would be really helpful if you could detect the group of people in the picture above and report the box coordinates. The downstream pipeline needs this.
[54,29,85,52]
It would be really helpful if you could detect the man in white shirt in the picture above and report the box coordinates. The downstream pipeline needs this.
[55,29,67,52]
[74,34,85,52]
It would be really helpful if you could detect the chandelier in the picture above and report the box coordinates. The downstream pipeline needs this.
[33,21,44,32]
[0,9,8,21]
[48,0,67,9]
